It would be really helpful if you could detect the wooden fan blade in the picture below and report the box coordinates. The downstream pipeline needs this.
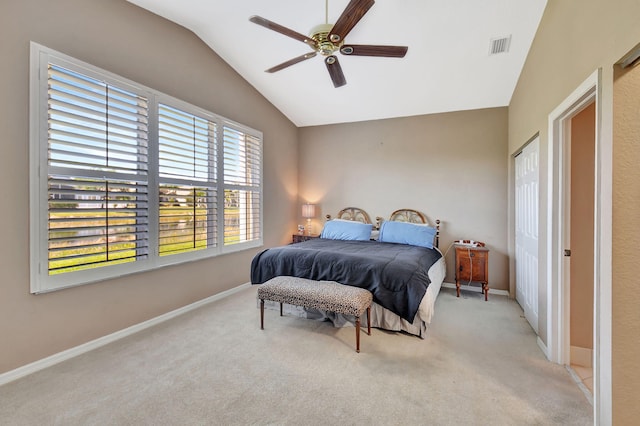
[266,52,317,73]
[328,0,375,44]
[249,16,317,48]
[325,56,346,88]
[340,44,408,58]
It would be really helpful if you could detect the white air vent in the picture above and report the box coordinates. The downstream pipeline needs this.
[489,35,512,55]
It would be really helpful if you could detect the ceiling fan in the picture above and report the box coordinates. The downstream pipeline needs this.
[249,0,408,88]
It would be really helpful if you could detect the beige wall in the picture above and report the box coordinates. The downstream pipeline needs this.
[0,0,298,373]
[570,103,595,351]
[613,61,640,425]
[509,0,640,421]
[298,108,509,290]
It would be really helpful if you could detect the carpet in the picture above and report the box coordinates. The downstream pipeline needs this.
[0,286,592,425]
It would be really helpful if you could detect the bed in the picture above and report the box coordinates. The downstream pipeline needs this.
[251,208,445,338]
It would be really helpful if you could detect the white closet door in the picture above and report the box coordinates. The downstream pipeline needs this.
[515,137,540,333]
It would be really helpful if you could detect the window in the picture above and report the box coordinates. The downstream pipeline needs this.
[46,63,150,278]
[222,126,261,246]
[30,43,263,293]
[157,103,217,256]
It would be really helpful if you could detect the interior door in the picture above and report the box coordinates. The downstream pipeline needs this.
[515,137,540,332]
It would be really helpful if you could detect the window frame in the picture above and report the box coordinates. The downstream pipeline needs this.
[29,42,263,293]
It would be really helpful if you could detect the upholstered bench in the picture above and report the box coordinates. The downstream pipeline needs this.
[257,276,373,353]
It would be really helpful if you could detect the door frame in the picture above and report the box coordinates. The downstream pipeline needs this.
[547,68,610,423]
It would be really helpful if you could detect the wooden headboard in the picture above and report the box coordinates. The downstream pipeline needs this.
[377,209,441,248]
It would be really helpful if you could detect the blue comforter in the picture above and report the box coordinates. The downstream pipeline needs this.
[251,238,442,322]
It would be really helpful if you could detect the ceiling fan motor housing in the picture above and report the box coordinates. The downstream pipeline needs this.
[309,23,342,56]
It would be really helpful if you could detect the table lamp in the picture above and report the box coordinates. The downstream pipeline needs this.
[301,203,316,236]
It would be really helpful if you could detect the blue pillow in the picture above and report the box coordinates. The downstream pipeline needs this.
[320,220,373,241]
[378,221,436,249]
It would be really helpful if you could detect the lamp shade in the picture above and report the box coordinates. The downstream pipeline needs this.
[301,203,316,218]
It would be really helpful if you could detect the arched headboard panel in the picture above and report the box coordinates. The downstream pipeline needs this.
[325,207,372,224]
[389,209,428,224]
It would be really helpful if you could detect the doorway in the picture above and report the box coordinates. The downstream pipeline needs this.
[547,70,603,418]
[567,102,596,395]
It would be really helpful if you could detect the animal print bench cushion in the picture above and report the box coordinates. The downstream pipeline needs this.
[257,276,373,317]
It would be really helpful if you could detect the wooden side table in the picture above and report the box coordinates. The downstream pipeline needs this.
[454,243,489,301]
[292,234,319,244]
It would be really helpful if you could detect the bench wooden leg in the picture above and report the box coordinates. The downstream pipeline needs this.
[366,306,371,335]
[260,299,264,330]
[355,316,361,353]
[280,302,283,316]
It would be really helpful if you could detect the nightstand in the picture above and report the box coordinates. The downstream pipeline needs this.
[454,243,489,301]
[292,234,319,244]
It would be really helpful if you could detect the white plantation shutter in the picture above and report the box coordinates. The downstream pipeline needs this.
[48,66,149,173]
[30,43,263,293]
[223,126,261,245]
[158,104,217,255]
[46,64,149,276]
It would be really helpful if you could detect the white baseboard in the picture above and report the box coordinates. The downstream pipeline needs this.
[570,345,593,368]
[537,336,549,359]
[566,365,594,406]
[442,282,509,297]
[0,282,251,386]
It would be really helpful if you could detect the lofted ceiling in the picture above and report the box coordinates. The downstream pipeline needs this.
[127,0,547,127]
